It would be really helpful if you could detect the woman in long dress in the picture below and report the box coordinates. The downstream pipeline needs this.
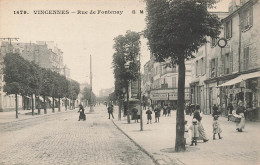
[234,101,246,132]
[193,105,209,142]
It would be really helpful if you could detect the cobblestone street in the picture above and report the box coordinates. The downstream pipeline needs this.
[0,106,155,165]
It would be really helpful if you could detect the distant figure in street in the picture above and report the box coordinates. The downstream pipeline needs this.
[184,120,189,145]
[146,108,152,124]
[193,105,209,142]
[163,105,168,117]
[235,101,246,132]
[154,106,161,123]
[189,119,199,146]
[212,104,221,117]
[213,115,222,140]
[132,107,139,123]
[227,102,234,121]
[107,103,114,119]
[143,102,147,110]
[78,104,86,121]
[167,104,171,116]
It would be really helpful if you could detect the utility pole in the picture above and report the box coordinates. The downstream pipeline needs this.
[89,55,94,112]
[0,38,19,53]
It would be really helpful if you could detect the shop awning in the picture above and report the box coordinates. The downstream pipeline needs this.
[218,71,260,87]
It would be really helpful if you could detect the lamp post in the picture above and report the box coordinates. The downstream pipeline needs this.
[124,62,131,124]
[138,56,143,131]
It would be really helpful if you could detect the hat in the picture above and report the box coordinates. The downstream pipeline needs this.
[192,119,197,123]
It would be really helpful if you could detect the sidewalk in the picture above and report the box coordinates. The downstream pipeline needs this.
[113,107,260,165]
[0,107,75,124]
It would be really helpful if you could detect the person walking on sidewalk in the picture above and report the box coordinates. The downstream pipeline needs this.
[193,105,209,142]
[163,105,167,117]
[146,108,152,124]
[235,101,246,132]
[227,102,234,121]
[189,119,199,146]
[154,105,161,123]
[107,103,114,119]
[184,120,189,145]
[132,107,139,123]
[167,104,171,116]
[213,115,222,140]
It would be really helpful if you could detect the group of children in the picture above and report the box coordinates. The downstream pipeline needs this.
[185,115,222,146]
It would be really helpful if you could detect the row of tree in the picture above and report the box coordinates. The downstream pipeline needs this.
[3,53,80,118]
[112,31,141,122]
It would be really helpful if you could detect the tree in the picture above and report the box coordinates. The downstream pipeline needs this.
[3,53,31,118]
[82,87,96,106]
[145,0,222,151]
[112,31,141,123]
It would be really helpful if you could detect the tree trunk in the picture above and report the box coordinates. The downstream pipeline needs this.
[15,94,18,118]
[65,97,67,110]
[52,97,55,113]
[31,94,34,116]
[126,83,130,124]
[58,98,61,112]
[175,58,186,152]
[44,96,47,114]
[118,97,122,121]
[37,96,41,115]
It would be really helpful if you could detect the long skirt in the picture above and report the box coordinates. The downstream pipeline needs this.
[197,121,208,141]
[236,116,245,130]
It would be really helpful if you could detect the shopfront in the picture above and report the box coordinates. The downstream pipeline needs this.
[150,88,190,109]
[218,71,260,120]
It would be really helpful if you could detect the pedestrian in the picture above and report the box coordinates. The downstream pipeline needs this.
[146,108,152,124]
[78,104,86,121]
[167,104,171,116]
[212,104,221,117]
[163,105,167,117]
[132,107,139,123]
[213,115,222,140]
[193,105,209,142]
[235,101,246,132]
[143,102,147,110]
[189,119,199,146]
[154,106,161,123]
[107,103,114,119]
[227,102,234,121]
[184,120,189,145]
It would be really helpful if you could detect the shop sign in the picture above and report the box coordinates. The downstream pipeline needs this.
[131,80,138,98]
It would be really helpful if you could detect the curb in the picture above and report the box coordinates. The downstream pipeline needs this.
[111,119,160,165]
[0,109,77,124]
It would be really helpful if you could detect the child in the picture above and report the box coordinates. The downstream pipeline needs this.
[146,108,152,124]
[189,119,199,146]
[213,115,222,140]
[184,120,189,145]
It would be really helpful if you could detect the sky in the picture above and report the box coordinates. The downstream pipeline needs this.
[0,0,231,96]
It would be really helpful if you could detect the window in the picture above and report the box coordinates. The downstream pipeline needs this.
[240,6,253,31]
[243,46,249,71]
[225,20,232,39]
[210,59,216,78]
[196,60,199,76]
[224,53,231,74]
[201,58,206,75]
[211,37,217,47]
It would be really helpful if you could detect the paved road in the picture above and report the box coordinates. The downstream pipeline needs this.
[0,106,155,165]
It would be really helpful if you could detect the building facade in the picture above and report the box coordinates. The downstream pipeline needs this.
[190,0,260,119]
[0,41,69,111]
[143,57,191,108]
